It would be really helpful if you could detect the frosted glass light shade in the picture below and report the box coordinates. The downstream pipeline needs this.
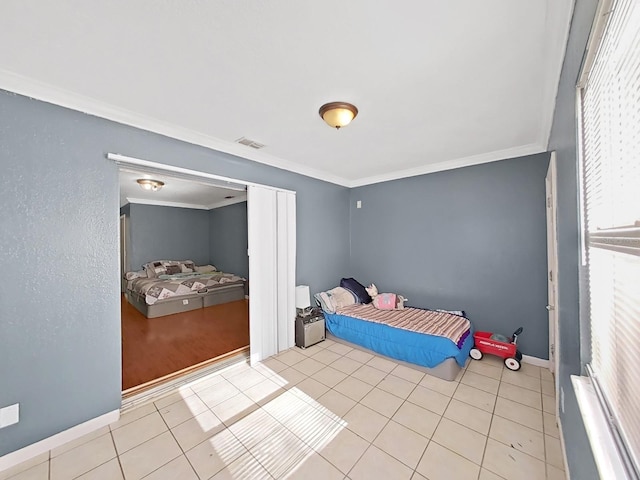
[319,102,358,129]
[295,285,311,309]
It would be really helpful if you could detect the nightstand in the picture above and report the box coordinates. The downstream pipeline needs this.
[295,309,325,349]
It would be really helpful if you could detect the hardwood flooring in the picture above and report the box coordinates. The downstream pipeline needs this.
[121,295,249,391]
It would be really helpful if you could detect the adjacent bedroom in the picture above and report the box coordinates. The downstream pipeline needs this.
[118,168,250,393]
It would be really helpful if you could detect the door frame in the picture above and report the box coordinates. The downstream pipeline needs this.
[545,151,560,417]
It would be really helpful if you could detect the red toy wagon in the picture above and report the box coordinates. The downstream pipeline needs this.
[469,327,523,371]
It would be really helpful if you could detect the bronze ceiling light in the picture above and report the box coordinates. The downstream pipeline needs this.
[319,102,358,129]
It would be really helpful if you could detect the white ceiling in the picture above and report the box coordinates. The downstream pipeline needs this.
[0,1,573,187]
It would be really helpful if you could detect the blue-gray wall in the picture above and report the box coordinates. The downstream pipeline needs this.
[0,89,350,457]
[209,201,249,280]
[128,203,210,271]
[349,153,550,359]
[548,0,599,478]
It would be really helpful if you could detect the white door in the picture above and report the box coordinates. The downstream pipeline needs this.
[545,152,560,412]
[247,186,296,365]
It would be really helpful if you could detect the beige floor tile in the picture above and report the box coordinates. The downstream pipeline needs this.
[545,434,565,470]
[416,441,480,480]
[330,356,363,375]
[373,420,429,468]
[297,343,324,357]
[334,376,374,402]
[345,348,375,364]
[0,452,49,480]
[112,411,168,455]
[227,407,283,450]
[407,384,451,415]
[498,381,542,410]
[157,394,209,428]
[51,426,110,457]
[50,432,116,480]
[351,364,387,386]
[367,355,398,373]
[196,379,241,408]
[360,387,405,417]
[377,374,416,399]
[541,368,554,383]
[420,374,458,397]
[543,412,560,439]
[542,394,556,414]
[293,357,326,376]
[433,417,487,465]
[311,365,349,388]
[461,370,500,394]
[277,349,308,366]
[349,445,413,480]
[479,468,506,480]
[262,390,310,424]
[547,463,567,480]
[311,348,342,365]
[316,389,357,417]
[444,398,492,435]
[542,379,555,396]
[293,377,331,401]
[170,409,225,451]
[153,387,195,410]
[412,472,428,480]
[519,362,542,379]
[185,428,248,480]
[3,462,49,480]
[483,438,546,480]
[489,415,545,461]
[261,356,288,374]
[327,342,353,356]
[210,451,272,480]
[119,431,181,480]
[243,377,286,405]
[316,427,369,474]
[281,403,342,450]
[282,451,344,479]
[391,364,425,384]
[392,401,441,438]
[189,372,227,393]
[143,455,197,480]
[320,339,336,349]
[75,458,122,480]
[343,403,389,442]
[467,360,503,380]
[478,355,505,368]
[249,427,313,479]
[211,392,259,426]
[453,383,497,412]
[494,397,543,432]
[109,403,156,431]
[274,367,309,389]
[501,370,541,393]
[224,368,267,391]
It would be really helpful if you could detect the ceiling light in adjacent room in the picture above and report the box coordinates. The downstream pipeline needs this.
[319,102,358,129]
[136,179,164,192]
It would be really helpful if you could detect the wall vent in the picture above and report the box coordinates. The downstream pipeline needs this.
[235,137,265,149]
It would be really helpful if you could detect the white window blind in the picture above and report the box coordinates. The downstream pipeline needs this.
[579,0,640,475]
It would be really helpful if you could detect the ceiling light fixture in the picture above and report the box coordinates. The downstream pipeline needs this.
[136,179,165,192]
[319,102,358,129]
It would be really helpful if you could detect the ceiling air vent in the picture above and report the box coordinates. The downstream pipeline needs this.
[235,137,265,149]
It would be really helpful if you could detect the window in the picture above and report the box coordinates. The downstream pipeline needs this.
[578,0,640,476]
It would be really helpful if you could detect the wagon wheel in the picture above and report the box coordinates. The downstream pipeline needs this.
[469,348,483,360]
[504,357,521,371]
[515,350,523,361]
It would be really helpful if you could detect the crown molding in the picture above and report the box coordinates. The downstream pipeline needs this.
[348,143,546,188]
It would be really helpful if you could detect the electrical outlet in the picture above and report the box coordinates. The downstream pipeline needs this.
[560,387,565,414]
[0,404,19,428]
[356,200,362,209]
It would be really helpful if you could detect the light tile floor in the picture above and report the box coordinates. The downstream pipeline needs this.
[1,340,564,480]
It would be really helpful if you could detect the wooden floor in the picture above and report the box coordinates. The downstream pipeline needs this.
[121,295,249,391]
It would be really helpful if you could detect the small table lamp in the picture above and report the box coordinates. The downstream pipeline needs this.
[295,285,312,317]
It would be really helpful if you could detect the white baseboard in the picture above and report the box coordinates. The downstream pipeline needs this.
[522,354,550,369]
[0,409,120,473]
[558,417,571,480]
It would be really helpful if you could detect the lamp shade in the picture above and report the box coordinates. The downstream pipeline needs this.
[319,102,358,129]
[295,285,311,309]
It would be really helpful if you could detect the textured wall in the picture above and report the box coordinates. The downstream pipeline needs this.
[547,0,599,477]
[349,153,550,359]
[128,204,210,271]
[208,202,249,280]
[0,89,350,457]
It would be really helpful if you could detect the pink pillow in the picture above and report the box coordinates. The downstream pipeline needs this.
[372,293,398,310]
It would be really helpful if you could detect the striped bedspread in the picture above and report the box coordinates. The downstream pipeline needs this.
[336,304,470,346]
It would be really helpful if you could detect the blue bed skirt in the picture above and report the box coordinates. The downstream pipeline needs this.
[324,310,473,368]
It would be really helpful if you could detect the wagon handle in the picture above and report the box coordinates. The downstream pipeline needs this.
[512,327,523,345]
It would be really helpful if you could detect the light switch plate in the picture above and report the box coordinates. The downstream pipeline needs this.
[0,404,19,428]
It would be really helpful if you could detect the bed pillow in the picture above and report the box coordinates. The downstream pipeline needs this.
[124,270,146,281]
[143,260,184,278]
[195,264,218,273]
[180,260,196,273]
[314,287,356,313]
[340,277,372,304]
